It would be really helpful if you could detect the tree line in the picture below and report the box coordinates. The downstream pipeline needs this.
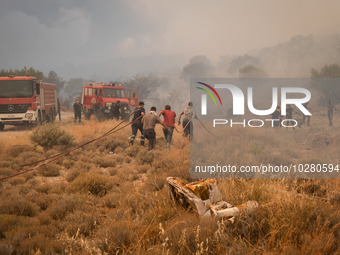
[310,64,340,105]
[0,67,65,94]
[1,63,339,109]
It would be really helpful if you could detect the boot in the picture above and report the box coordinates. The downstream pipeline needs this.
[130,135,135,145]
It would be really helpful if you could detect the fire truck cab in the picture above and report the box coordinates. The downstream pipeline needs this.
[81,82,138,120]
[0,75,58,130]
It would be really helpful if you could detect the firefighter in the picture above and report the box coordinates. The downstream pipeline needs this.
[327,99,336,126]
[112,100,122,120]
[178,102,197,140]
[142,106,170,151]
[73,98,82,123]
[57,98,61,121]
[130,101,145,146]
[285,104,296,129]
[158,105,176,148]
[298,102,311,128]
[272,106,281,127]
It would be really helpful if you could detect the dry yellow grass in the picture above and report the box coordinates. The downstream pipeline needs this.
[0,112,339,254]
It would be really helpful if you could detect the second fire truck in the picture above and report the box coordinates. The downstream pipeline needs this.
[81,82,138,120]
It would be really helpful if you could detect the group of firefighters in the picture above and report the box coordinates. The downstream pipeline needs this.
[131,99,336,150]
[71,97,337,151]
[271,100,336,128]
[129,101,197,151]
[72,98,123,123]
[72,99,197,151]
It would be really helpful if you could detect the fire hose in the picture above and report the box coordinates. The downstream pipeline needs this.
[0,109,141,181]
[175,118,217,137]
[0,110,216,181]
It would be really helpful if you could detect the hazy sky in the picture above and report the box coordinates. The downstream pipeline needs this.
[1,0,339,79]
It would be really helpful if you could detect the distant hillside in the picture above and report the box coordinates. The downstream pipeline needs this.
[224,34,340,78]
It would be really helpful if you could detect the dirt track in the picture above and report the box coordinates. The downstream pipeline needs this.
[0,111,74,137]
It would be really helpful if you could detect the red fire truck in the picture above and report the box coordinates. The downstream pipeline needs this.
[81,82,138,120]
[0,75,58,130]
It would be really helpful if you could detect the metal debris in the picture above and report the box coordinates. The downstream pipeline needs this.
[167,177,258,219]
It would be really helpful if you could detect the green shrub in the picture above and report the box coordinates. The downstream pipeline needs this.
[114,154,124,164]
[137,165,148,174]
[30,123,74,151]
[0,214,30,238]
[92,155,116,168]
[102,193,121,208]
[8,176,26,185]
[62,210,98,236]
[0,167,14,177]
[125,146,140,157]
[47,194,80,220]
[37,212,53,225]
[38,163,60,177]
[95,220,138,254]
[32,193,56,210]
[136,150,154,165]
[65,168,83,182]
[0,198,38,217]
[8,145,32,157]
[96,137,126,152]
[35,183,51,194]
[116,166,139,182]
[62,159,75,169]
[0,160,12,168]
[19,151,42,164]
[249,145,263,155]
[19,234,64,255]
[144,175,167,191]
[107,167,117,176]
[7,225,63,255]
[49,183,67,194]
[0,242,13,255]
[67,172,113,196]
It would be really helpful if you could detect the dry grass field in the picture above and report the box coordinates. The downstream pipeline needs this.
[0,111,339,254]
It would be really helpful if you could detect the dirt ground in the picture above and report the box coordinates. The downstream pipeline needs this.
[0,111,74,135]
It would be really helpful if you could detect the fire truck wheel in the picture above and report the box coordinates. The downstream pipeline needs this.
[0,123,4,131]
[45,110,52,122]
